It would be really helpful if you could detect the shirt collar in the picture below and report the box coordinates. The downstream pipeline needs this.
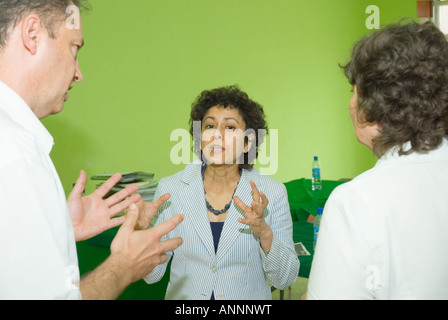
[0,80,54,155]
[376,139,448,167]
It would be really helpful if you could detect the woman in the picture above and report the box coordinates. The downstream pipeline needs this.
[307,21,448,299]
[144,85,299,300]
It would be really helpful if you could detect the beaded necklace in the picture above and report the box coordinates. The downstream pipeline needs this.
[201,163,241,215]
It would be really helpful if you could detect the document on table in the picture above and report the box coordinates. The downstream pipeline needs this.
[294,242,311,256]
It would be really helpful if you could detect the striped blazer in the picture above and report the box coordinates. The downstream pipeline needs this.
[144,160,300,300]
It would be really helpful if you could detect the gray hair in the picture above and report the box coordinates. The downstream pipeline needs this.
[0,0,89,49]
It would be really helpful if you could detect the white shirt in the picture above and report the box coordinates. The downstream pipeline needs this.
[0,81,81,299]
[308,140,448,299]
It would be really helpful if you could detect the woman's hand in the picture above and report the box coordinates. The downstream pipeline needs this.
[234,180,273,253]
[134,193,171,230]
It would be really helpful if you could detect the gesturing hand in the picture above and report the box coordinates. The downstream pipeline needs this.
[68,170,142,242]
[234,180,273,253]
[134,193,171,230]
[79,203,184,299]
[110,203,184,284]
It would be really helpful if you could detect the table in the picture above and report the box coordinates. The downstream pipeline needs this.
[272,222,313,299]
[293,221,314,278]
[284,179,348,278]
[273,179,348,299]
[284,178,348,222]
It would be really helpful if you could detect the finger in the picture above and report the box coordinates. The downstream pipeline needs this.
[150,214,184,240]
[106,215,126,230]
[251,201,263,216]
[233,196,251,213]
[144,193,171,222]
[116,203,139,237]
[149,193,171,209]
[159,252,169,265]
[250,180,260,203]
[260,191,269,208]
[238,218,253,226]
[159,237,184,253]
[68,170,87,200]
[105,183,139,207]
[109,193,142,218]
[94,173,122,198]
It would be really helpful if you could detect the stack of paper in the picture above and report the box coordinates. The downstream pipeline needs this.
[91,171,159,202]
[87,171,159,247]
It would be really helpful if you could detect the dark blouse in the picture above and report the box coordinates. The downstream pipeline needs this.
[210,222,224,300]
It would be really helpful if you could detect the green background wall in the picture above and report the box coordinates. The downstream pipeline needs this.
[42,0,416,299]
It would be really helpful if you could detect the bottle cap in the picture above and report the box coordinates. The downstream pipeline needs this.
[317,208,323,214]
[314,156,318,161]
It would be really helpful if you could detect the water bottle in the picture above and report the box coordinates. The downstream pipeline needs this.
[312,156,322,191]
[313,208,323,251]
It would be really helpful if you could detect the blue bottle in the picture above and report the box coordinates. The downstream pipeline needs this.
[312,156,322,191]
[313,208,323,251]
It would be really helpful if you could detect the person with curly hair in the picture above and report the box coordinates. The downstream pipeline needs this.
[144,85,299,299]
[307,21,448,299]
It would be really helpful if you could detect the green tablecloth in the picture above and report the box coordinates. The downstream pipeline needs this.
[292,221,314,278]
[285,178,348,278]
[284,178,347,222]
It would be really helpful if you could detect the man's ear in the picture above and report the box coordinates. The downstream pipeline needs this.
[21,14,44,55]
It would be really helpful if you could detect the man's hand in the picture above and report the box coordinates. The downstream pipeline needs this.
[79,203,184,299]
[67,170,141,242]
[110,203,184,284]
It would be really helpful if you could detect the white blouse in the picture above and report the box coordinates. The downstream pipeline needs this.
[308,139,448,299]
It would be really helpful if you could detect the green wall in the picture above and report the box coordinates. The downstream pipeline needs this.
[43,0,416,195]
[41,0,416,300]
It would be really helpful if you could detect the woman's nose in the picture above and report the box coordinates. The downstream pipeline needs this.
[213,128,223,140]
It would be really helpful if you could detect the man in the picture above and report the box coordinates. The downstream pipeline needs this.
[0,0,183,299]
[307,21,448,299]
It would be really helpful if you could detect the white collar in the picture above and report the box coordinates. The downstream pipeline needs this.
[0,80,54,155]
[376,139,448,167]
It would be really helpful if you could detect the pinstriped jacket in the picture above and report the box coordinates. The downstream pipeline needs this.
[144,161,300,300]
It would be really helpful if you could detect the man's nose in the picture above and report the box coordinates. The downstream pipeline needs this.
[74,59,83,82]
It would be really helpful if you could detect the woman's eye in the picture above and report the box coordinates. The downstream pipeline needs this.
[205,124,214,129]
[225,126,235,130]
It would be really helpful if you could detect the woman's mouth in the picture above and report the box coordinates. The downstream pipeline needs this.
[211,145,225,152]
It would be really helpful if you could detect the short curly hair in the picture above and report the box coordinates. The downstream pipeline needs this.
[343,21,448,157]
[189,85,268,170]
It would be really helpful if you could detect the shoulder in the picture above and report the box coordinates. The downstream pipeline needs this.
[157,161,201,188]
[0,108,26,137]
[327,164,385,204]
[244,168,287,196]
[323,165,391,230]
[0,110,36,166]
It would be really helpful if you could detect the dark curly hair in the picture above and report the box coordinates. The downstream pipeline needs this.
[0,0,90,49]
[189,85,268,170]
[343,20,448,157]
